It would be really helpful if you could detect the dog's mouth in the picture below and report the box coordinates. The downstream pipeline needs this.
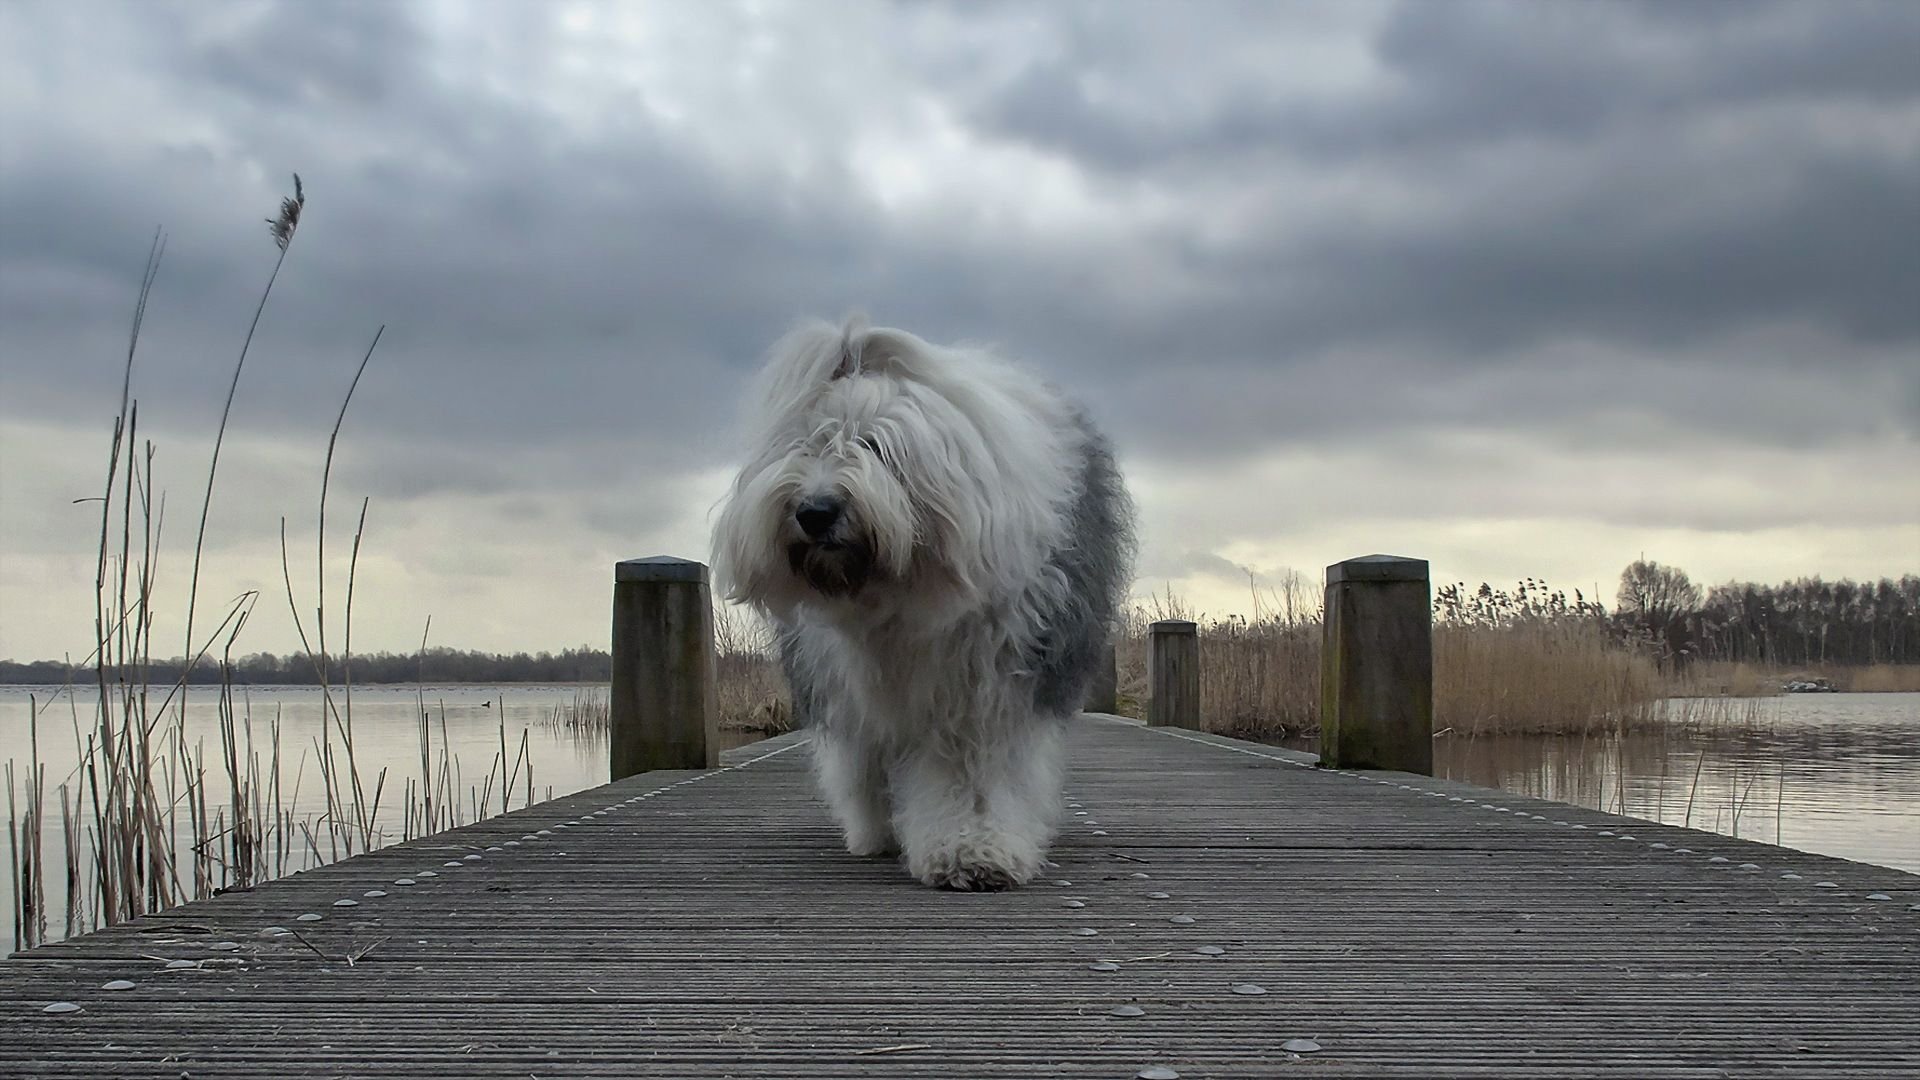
[787,538,875,598]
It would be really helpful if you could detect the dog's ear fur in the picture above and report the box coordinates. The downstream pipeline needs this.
[830,340,859,380]
[831,314,873,380]
[831,315,930,384]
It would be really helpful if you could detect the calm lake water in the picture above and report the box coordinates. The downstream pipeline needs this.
[3,685,1917,948]
[0,683,693,949]
[1283,692,1920,877]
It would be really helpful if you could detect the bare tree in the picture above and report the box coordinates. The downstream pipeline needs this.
[1617,558,1703,666]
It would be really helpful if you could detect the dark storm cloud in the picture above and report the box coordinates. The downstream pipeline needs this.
[977,2,1920,166]
[1212,148,1920,357]
[2,1,1080,478]
[190,0,428,109]
[3,0,1917,485]
[972,1,1920,358]
[950,0,1920,455]
[3,3,859,469]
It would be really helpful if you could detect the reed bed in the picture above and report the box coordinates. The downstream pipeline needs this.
[1112,578,1774,740]
[6,683,544,951]
[1663,660,1788,698]
[543,686,611,735]
[1115,589,1321,739]
[1844,664,1920,693]
[1433,624,1660,738]
[713,608,794,736]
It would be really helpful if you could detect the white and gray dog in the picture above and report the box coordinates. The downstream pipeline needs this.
[712,316,1135,890]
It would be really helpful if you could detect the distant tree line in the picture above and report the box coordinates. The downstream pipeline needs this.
[0,646,615,686]
[8,565,1914,686]
[1690,575,1920,667]
[1614,561,1920,669]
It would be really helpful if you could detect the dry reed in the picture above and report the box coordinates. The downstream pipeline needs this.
[713,607,793,735]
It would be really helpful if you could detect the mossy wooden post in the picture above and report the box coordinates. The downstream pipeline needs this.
[1084,638,1119,714]
[1148,620,1199,729]
[1320,554,1432,774]
[611,556,719,780]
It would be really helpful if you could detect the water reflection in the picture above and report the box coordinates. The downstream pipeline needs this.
[1285,692,1920,875]
[0,684,771,948]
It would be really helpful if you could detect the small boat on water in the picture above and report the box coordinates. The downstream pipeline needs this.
[1783,677,1838,693]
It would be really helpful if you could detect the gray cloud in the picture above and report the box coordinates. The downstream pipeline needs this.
[10,0,1915,458]
[971,2,1920,372]
[975,2,1920,165]
[190,0,429,110]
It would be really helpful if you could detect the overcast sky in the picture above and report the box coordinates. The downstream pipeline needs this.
[3,0,1916,661]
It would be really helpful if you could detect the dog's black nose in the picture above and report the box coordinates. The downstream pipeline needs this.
[795,497,842,539]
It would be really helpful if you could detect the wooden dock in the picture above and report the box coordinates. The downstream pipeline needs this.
[5,715,1918,1078]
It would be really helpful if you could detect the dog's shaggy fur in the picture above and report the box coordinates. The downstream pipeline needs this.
[712,317,1135,890]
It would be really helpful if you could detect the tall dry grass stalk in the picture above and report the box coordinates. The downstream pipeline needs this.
[277,322,389,862]
[183,176,303,694]
[5,697,48,949]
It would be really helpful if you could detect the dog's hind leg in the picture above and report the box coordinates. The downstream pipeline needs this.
[895,719,1064,891]
[812,729,897,857]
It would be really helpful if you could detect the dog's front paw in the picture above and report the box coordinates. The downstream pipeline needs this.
[906,833,1044,892]
[926,862,1020,892]
[844,824,899,858]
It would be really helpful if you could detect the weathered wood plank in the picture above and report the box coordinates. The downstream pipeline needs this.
[3,719,1917,1078]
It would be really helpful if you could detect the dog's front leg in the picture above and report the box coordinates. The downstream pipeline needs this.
[894,720,1063,891]
[811,728,897,857]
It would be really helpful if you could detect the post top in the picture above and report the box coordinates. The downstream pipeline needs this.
[615,556,710,584]
[1325,554,1429,584]
[1149,619,1198,632]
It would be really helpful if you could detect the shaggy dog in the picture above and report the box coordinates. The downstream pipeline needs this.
[712,317,1135,890]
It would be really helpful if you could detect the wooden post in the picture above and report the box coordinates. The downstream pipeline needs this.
[1084,638,1118,714]
[1320,554,1432,774]
[1148,619,1199,729]
[610,556,719,780]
